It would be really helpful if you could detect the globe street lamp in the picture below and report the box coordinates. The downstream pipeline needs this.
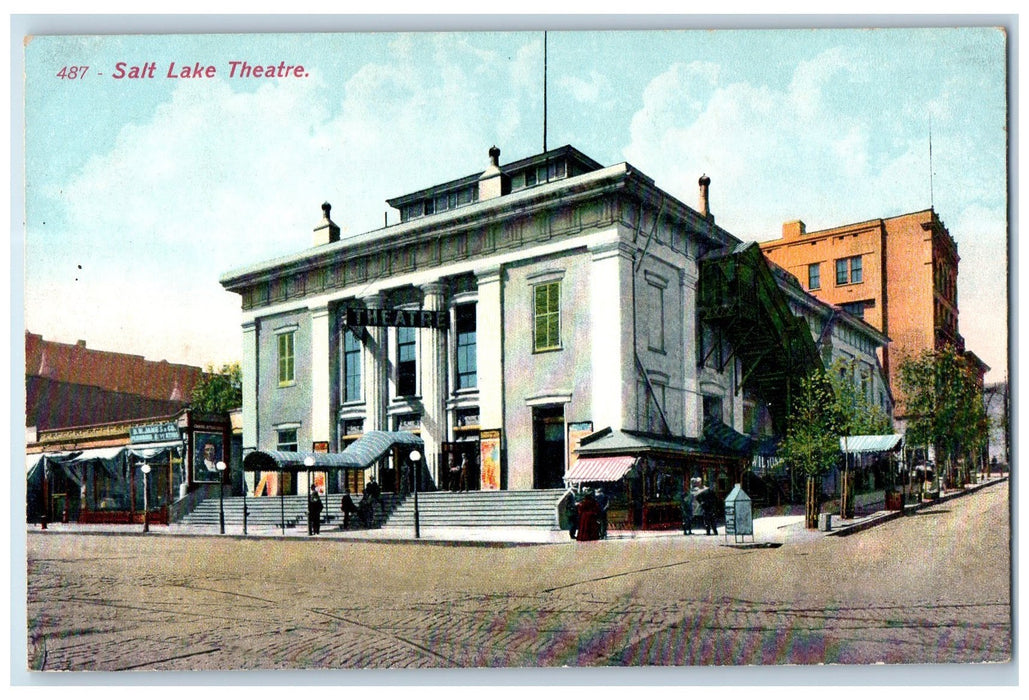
[216,461,227,535]
[410,450,421,539]
[304,455,316,535]
[140,462,151,533]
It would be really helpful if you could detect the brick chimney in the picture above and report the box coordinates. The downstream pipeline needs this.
[313,202,341,246]
[782,220,806,240]
[477,145,509,201]
[698,174,712,221]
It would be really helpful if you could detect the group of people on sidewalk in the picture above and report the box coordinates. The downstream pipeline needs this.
[306,479,384,535]
[677,477,720,535]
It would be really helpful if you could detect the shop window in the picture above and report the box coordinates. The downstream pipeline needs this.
[808,262,821,290]
[533,281,561,352]
[342,328,362,403]
[455,303,477,389]
[397,326,417,396]
[277,330,295,386]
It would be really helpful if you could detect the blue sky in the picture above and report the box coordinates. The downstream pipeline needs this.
[22,25,1009,381]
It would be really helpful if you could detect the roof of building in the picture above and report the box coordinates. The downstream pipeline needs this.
[25,332,204,431]
[220,146,737,289]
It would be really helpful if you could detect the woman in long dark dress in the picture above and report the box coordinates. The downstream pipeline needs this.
[576,491,602,541]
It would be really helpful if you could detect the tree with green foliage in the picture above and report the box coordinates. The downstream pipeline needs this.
[191,362,243,414]
[828,358,894,515]
[899,347,988,491]
[779,369,843,528]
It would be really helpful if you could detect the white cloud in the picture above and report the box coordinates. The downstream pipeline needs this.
[26,37,544,369]
[623,47,1008,380]
[559,70,609,104]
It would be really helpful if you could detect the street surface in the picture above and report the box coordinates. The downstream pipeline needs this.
[26,481,1010,671]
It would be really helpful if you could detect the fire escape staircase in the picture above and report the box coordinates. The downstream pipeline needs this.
[698,242,823,436]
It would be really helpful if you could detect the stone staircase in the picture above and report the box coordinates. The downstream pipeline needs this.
[176,492,402,530]
[383,489,566,530]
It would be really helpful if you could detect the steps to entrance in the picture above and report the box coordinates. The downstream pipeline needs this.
[175,489,567,531]
[383,489,566,529]
[176,493,400,530]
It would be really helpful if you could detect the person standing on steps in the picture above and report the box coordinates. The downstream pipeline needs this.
[340,488,357,530]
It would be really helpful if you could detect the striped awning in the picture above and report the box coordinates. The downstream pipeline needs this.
[564,455,637,483]
[839,434,904,454]
[243,450,362,472]
[340,430,424,469]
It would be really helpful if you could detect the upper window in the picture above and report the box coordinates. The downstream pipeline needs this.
[276,428,298,452]
[835,256,863,286]
[455,303,477,390]
[277,331,295,386]
[646,277,666,353]
[808,262,821,290]
[533,281,561,352]
[397,326,418,396]
[342,328,362,403]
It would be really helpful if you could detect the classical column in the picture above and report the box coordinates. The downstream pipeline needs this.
[475,267,504,431]
[588,239,635,432]
[419,282,447,486]
[362,293,388,432]
[241,320,258,495]
[310,304,331,446]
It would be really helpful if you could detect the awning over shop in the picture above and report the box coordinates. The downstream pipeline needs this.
[243,450,362,472]
[839,434,904,454]
[70,446,127,462]
[339,430,424,468]
[564,455,637,483]
[128,440,185,458]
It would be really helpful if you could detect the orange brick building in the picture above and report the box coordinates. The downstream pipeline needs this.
[759,208,971,418]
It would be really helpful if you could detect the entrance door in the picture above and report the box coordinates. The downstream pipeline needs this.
[533,406,566,489]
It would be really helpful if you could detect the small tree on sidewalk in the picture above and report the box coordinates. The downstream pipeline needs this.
[779,369,843,528]
[828,358,894,517]
[899,347,988,491]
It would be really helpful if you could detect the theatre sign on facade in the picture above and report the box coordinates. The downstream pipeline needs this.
[220,145,889,507]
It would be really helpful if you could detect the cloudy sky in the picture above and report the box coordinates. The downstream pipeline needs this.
[21,23,1009,382]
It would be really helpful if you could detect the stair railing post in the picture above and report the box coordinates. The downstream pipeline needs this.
[410,450,422,539]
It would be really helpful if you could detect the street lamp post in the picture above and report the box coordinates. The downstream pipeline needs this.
[410,450,421,539]
[304,456,316,536]
[216,461,227,535]
[140,462,151,533]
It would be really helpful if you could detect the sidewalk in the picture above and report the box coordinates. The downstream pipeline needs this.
[27,475,1008,548]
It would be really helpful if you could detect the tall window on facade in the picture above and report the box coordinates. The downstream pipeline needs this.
[647,280,666,353]
[835,256,863,285]
[277,428,298,452]
[533,281,561,352]
[397,326,417,396]
[277,331,295,386]
[342,328,362,403]
[455,303,477,389]
[808,262,821,290]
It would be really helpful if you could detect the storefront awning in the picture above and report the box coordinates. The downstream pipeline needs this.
[128,440,185,458]
[840,434,904,454]
[70,446,127,462]
[564,455,637,483]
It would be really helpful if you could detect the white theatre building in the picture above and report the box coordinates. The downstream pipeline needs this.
[220,145,885,514]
